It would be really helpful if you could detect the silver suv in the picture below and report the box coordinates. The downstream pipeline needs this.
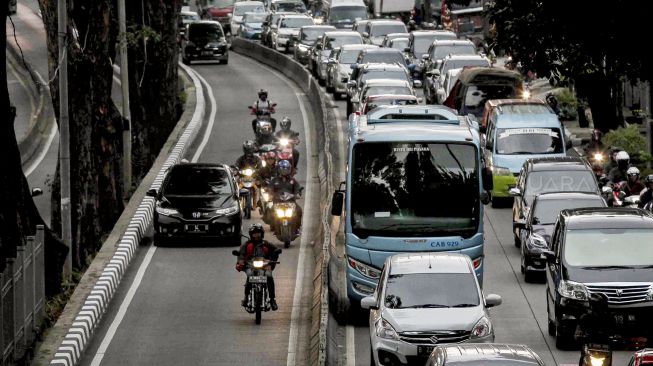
[361,253,502,366]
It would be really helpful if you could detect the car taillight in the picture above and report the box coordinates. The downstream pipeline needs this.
[473,256,483,269]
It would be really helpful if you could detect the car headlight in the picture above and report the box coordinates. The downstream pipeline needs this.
[216,203,239,216]
[242,168,254,177]
[253,260,265,268]
[471,316,492,338]
[491,165,512,176]
[527,233,548,248]
[558,280,588,301]
[156,205,179,216]
[347,256,381,279]
[375,318,399,340]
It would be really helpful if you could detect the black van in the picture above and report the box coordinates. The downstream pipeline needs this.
[181,21,229,65]
[541,208,653,349]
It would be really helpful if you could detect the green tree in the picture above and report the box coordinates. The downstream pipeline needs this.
[485,0,651,131]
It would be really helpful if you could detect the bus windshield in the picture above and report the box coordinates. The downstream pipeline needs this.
[351,142,480,238]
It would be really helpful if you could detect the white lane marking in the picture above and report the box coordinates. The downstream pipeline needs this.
[24,121,57,177]
[245,59,315,366]
[346,325,356,366]
[191,71,218,163]
[89,244,157,366]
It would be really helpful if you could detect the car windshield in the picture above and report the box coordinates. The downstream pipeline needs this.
[525,171,598,204]
[532,198,605,225]
[361,52,406,66]
[275,1,306,12]
[463,84,517,118]
[189,24,224,41]
[384,273,479,309]
[564,229,653,267]
[234,4,264,15]
[432,44,476,60]
[181,13,200,23]
[340,49,364,63]
[243,13,266,23]
[441,59,490,75]
[370,24,407,37]
[351,142,480,238]
[365,99,417,113]
[329,6,368,24]
[301,28,330,42]
[326,35,363,49]
[207,0,234,8]
[389,39,409,50]
[361,70,409,83]
[413,36,440,56]
[163,168,231,196]
[495,128,563,155]
[362,86,411,99]
[281,17,313,28]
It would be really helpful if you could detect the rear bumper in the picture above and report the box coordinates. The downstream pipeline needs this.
[154,213,241,240]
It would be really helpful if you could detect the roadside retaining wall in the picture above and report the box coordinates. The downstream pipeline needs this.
[231,38,337,366]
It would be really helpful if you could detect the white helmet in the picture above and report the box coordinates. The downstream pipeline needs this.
[627,166,640,176]
[615,151,630,161]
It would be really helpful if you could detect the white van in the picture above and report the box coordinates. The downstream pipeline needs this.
[324,0,368,30]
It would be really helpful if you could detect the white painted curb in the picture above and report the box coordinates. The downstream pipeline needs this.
[49,63,205,366]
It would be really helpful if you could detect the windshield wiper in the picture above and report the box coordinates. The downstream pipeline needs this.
[451,303,477,308]
[403,304,449,308]
[580,265,633,270]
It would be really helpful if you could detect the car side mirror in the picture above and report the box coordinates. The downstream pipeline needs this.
[362,32,369,38]
[540,250,556,263]
[480,191,490,205]
[484,294,502,308]
[31,187,43,197]
[482,167,493,192]
[513,219,526,229]
[508,187,522,197]
[601,186,613,195]
[331,191,344,216]
[360,296,378,310]
[146,188,158,197]
[413,80,422,88]
[347,80,357,88]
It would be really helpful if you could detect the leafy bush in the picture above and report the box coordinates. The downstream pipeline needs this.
[603,125,652,166]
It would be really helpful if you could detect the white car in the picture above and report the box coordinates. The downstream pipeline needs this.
[229,1,265,35]
[437,68,462,104]
[271,14,314,53]
[361,253,502,366]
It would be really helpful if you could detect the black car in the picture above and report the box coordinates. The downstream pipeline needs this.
[148,163,242,245]
[181,21,229,65]
[541,208,653,349]
[511,157,600,247]
[293,25,335,65]
[514,192,606,282]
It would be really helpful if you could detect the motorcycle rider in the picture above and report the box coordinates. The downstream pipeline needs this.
[236,224,279,311]
[271,160,303,232]
[607,151,630,184]
[622,167,645,196]
[234,140,262,203]
[258,151,278,183]
[603,146,622,175]
[275,117,301,169]
[639,174,653,208]
[252,89,277,133]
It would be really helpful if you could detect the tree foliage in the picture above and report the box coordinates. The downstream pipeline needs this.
[485,0,652,131]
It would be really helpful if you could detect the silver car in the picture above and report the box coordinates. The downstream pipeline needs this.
[326,44,378,98]
[270,14,314,53]
[361,253,502,366]
[315,31,363,82]
[425,344,546,366]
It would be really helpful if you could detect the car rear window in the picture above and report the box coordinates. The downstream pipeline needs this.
[164,168,231,196]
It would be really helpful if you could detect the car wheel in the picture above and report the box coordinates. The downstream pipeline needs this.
[524,268,537,283]
[490,196,500,208]
[514,230,521,247]
[548,318,556,336]
[221,58,229,65]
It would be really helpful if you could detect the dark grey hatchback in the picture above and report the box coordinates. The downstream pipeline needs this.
[148,163,242,246]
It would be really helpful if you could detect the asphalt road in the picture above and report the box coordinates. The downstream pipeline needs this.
[77,52,317,366]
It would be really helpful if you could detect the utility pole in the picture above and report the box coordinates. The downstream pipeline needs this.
[118,0,132,197]
[58,0,72,280]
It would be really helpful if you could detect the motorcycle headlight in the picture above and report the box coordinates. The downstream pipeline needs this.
[521,89,531,99]
[347,256,381,279]
[491,165,512,176]
[375,318,399,340]
[253,260,265,268]
[284,208,294,217]
[156,205,179,216]
[471,316,492,338]
[216,203,239,216]
[279,138,290,147]
[275,208,286,218]
[558,280,588,301]
[589,355,606,366]
[262,191,270,202]
[593,153,604,162]
[528,233,548,248]
[242,168,254,177]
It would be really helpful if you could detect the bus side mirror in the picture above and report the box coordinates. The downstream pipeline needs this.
[482,167,493,192]
[331,191,344,216]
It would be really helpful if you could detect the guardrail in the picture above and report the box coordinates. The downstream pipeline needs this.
[231,38,337,366]
[1,225,45,364]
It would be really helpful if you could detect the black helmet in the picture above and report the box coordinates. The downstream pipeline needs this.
[258,89,268,100]
[243,140,257,154]
[280,117,291,131]
[248,223,265,240]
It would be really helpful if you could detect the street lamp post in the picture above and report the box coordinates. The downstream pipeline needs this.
[117,0,132,197]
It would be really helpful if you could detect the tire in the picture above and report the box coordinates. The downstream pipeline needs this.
[524,268,537,283]
[555,325,574,350]
[221,59,229,65]
[491,196,500,208]
[255,289,262,325]
[548,318,556,336]
[326,78,334,93]
[153,234,168,247]
[514,231,521,247]
[182,55,191,65]
[284,240,290,248]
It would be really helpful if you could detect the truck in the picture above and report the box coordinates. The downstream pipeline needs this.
[370,0,414,18]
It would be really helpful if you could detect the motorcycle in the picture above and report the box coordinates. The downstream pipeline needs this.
[232,248,281,325]
[276,135,299,170]
[258,183,274,224]
[238,167,257,219]
[608,182,641,208]
[272,191,301,248]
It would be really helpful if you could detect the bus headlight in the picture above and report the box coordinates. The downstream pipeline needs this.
[347,257,381,279]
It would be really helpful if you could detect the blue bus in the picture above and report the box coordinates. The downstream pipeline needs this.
[331,105,493,302]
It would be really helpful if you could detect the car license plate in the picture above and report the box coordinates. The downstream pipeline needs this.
[417,345,434,356]
[202,50,213,56]
[249,276,267,284]
[185,224,207,233]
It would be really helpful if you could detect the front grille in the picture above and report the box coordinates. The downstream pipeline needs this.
[586,283,653,305]
[398,330,470,345]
